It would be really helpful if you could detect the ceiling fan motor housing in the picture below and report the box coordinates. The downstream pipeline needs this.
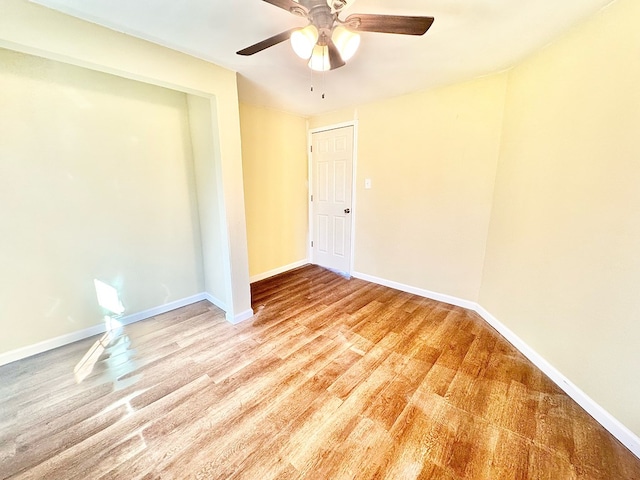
[297,0,337,36]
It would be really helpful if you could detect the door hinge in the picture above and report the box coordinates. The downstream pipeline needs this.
[311,241,314,247]
[310,145,313,153]
[311,194,313,202]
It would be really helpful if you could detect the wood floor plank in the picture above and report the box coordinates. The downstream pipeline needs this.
[1,264,639,479]
[186,347,360,480]
[9,374,215,479]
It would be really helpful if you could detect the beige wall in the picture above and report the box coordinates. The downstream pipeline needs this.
[479,0,640,435]
[187,95,229,304]
[311,75,507,301]
[1,0,251,321]
[0,49,203,352]
[0,0,253,356]
[240,103,309,278]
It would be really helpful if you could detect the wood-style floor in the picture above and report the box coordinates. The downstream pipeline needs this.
[1,265,639,479]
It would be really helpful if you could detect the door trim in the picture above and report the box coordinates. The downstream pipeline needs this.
[308,121,358,275]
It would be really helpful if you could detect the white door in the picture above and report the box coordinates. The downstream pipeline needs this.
[311,126,354,274]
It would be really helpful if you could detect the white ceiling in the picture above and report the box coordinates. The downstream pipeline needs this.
[32,0,615,116]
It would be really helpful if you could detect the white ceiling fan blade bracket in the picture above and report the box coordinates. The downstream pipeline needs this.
[341,16,361,30]
[290,5,308,17]
[328,0,347,12]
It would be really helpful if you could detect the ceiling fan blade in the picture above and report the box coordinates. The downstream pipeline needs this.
[262,0,306,14]
[325,36,346,70]
[237,29,298,56]
[344,14,434,36]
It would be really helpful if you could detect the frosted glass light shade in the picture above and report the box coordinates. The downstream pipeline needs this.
[332,26,360,61]
[291,25,319,59]
[308,44,330,71]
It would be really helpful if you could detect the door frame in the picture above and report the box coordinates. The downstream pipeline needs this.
[307,120,359,275]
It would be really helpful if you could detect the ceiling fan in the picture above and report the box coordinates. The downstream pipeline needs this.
[237,0,434,71]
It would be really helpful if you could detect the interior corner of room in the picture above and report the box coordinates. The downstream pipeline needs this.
[1,0,639,461]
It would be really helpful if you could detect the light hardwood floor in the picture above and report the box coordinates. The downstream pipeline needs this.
[1,265,639,479]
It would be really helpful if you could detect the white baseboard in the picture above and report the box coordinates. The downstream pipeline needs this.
[119,293,209,327]
[473,305,640,459]
[250,259,309,283]
[352,271,477,310]
[352,271,640,459]
[226,308,254,325]
[203,292,227,312]
[202,293,253,324]
[202,293,254,324]
[0,323,108,368]
[1,292,217,367]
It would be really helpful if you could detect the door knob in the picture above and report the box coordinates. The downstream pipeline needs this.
[344,208,350,214]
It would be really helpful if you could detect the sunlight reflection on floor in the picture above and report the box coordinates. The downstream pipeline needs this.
[74,315,124,383]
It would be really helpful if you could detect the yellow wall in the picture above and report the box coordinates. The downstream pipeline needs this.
[307,0,640,439]
[240,103,309,278]
[308,108,356,130]
[0,49,203,352]
[311,75,507,301]
[479,0,640,435]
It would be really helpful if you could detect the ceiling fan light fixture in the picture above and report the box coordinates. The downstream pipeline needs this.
[291,24,319,59]
[238,0,435,76]
[308,44,330,71]
[332,25,360,61]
